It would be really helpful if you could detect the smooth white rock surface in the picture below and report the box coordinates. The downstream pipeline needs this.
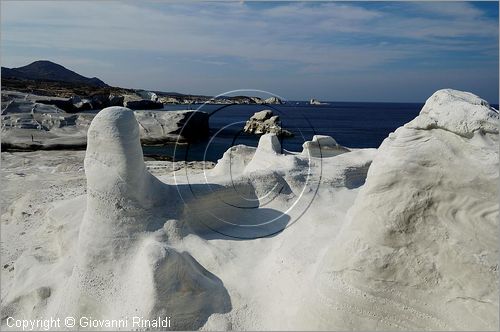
[298,89,499,330]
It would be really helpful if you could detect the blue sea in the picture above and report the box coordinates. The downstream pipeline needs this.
[143,101,425,161]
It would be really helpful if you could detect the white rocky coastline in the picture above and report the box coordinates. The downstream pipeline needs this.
[1,91,210,150]
[0,89,498,330]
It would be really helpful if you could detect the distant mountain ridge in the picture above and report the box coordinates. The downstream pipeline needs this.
[1,60,286,106]
[1,60,107,87]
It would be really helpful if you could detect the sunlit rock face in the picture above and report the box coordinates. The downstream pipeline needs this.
[80,107,167,266]
[73,106,229,329]
[302,135,350,158]
[300,89,499,330]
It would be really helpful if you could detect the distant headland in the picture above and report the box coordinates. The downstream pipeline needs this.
[1,60,285,107]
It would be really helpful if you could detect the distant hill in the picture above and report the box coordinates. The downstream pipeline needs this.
[1,60,107,87]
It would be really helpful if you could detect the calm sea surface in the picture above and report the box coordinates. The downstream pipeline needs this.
[143,101,425,161]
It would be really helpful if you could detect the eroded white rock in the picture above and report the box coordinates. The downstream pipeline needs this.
[302,135,349,158]
[244,134,282,173]
[300,89,499,330]
[80,107,167,261]
[407,89,499,137]
[70,107,229,328]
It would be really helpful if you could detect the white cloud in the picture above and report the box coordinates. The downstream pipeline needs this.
[1,1,495,67]
[408,1,485,19]
[0,1,497,101]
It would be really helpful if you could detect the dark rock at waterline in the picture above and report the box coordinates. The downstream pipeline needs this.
[108,94,125,106]
[70,96,93,111]
[172,111,210,141]
[89,94,111,109]
[135,110,209,143]
[36,99,77,113]
[124,99,164,110]
[35,93,128,112]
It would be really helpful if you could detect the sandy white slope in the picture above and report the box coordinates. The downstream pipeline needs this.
[0,89,498,331]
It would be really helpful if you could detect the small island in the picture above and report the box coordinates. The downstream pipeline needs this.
[309,98,328,105]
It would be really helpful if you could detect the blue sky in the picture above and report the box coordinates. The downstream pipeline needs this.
[1,1,498,103]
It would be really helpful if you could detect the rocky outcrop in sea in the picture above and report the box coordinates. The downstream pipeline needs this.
[243,110,293,137]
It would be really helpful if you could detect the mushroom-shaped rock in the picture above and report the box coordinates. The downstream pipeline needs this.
[302,135,349,158]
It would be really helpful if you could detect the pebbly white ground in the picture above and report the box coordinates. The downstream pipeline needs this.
[0,89,498,330]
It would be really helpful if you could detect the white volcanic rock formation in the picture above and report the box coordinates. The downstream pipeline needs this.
[71,107,229,329]
[1,91,210,151]
[244,133,282,172]
[263,96,284,104]
[302,135,350,158]
[1,107,230,330]
[406,89,498,137]
[299,89,499,330]
[1,90,497,331]
[78,106,168,266]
